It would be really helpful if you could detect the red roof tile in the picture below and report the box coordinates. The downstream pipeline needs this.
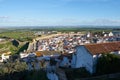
[84,41,120,55]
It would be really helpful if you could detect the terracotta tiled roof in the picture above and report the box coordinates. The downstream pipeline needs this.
[36,51,61,56]
[84,41,120,55]
[35,51,42,57]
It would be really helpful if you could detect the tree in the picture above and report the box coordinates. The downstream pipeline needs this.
[0,59,27,75]
[96,54,120,75]
[11,39,19,47]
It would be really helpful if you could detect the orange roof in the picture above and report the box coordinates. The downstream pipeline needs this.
[35,51,61,56]
[35,51,42,57]
[84,41,120,55]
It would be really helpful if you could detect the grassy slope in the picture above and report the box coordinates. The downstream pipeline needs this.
[0,41,28,55]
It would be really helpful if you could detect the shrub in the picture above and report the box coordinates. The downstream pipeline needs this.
[96,54,120,75]
[64,67,91,80]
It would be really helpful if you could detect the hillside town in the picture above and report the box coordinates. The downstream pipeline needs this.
[1,0,120,79]
[0,30,120,80]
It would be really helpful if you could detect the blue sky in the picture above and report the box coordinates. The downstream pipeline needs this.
[0,0,120,26]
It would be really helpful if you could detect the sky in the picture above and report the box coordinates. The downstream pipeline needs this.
[0,0,120,27]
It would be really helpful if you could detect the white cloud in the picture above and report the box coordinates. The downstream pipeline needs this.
[81,19,120,26]
[0,16,9,18]
[94,19,120,23]
[0,17,120,26]
[0,16,9,22]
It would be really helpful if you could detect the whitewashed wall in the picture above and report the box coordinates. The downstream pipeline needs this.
[60,57,70,67]
[71,53,76,68]
[72,46,94,73]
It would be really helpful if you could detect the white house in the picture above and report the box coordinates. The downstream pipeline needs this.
[20,52,29,58]
[71,46,94,73]
[87,32,91,38]
[0,52,11,62]
[0,38,5,42]
[109,32,114,37]
[58,54,72,68]
[71,41,120,73]
[59,56,70,67]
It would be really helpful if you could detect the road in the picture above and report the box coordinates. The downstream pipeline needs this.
[35,33,63,40]
[35,33,84,40]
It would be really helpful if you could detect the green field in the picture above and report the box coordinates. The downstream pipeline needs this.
[0,31,35,42]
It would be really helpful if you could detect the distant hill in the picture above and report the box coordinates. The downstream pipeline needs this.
[0,25,120,30]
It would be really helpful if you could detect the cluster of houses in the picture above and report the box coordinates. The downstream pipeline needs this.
[28,30,120,53]
[36,34,82,53]
[18,31,120,74]
[34,31,58,36]
[0,31,120,77]
[19,41,120,74]
[27,34,83,53]
[102,31,120,42]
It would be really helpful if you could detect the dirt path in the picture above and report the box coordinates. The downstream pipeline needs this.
[35,33,83,40]
[35,33,63,40]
